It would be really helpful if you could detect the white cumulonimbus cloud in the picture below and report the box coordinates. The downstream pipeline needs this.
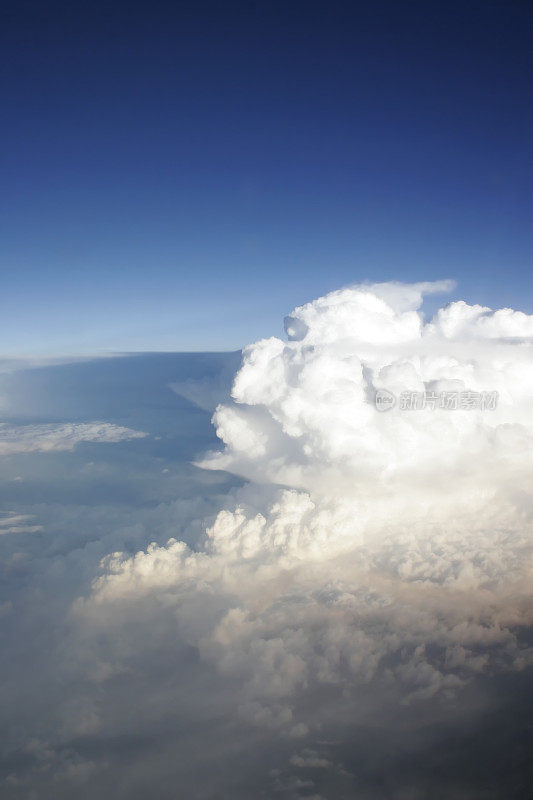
[80,281,533,743]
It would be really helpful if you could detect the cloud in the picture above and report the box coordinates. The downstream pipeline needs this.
[0,513,43,535]
[0,422,147,455]
[1,282,531,798]
[199,280,533,492]
[77,282,532,773]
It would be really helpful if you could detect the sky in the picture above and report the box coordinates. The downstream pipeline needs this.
[1,6,532,795]
[1,0,532,354]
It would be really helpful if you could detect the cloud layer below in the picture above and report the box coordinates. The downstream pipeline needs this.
[1,283,532,799]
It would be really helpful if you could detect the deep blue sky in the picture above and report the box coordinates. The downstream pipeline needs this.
[1,0,532,354]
